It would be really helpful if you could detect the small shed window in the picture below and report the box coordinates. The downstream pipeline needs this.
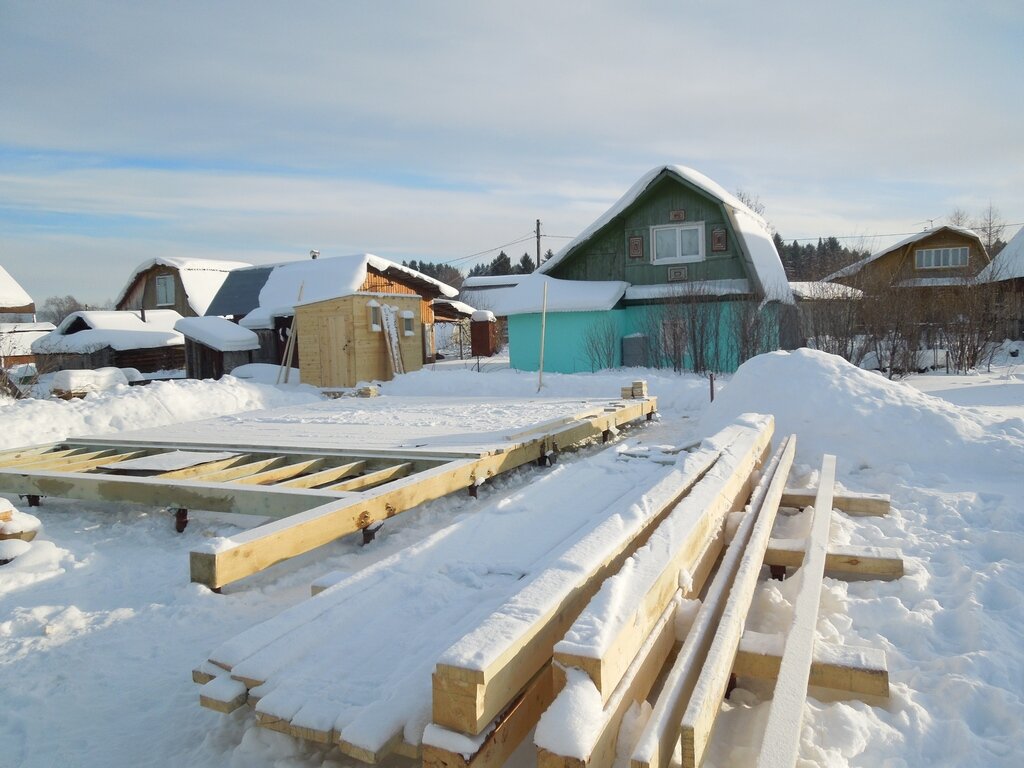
[401,310,415,336]
[915,246,968,270]
[650,223,705,265]
[367,300,382,331]
[155,274,175,306]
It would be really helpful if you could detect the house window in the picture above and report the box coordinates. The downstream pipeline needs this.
[367,300,382,331]
[915,246,969,270]
[401,310,415,336]
[155,274,175,306]
[651,223,705,264]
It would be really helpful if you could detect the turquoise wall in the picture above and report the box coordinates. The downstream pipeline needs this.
[509,302,783,374]
[508,310,627,373]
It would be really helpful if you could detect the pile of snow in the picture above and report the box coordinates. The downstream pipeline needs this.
[51,367,129,394]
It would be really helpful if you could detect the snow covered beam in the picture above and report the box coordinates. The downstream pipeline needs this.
[780,487,890,516]
[763,539,904,580]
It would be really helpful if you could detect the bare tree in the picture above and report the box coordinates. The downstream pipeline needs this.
[39,295,89,325]
[581,316,619,371]
[857,273,926,379]
[972,203,1006,255]
[800,282,869,365]
[947,207,971,227]
[729,299,777,366]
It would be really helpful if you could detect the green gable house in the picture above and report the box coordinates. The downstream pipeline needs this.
[499,165,798,374]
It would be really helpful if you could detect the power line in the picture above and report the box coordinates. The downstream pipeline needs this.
[785,221,1024,245]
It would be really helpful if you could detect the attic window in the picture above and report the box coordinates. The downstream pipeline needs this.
[916,246,968,270]
[155,274,175,306]
[651,223,705,265]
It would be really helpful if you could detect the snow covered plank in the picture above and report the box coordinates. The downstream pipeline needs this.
[631,435,795,768]
[732,632,888,698]
[536,594,680,768]
[552,418,774,703]
[423,664,560,768]
[764,539,904,580]
[755,454,837,768]
[191,399,657,589]
[780,487,889,516]
[198,675,248,713]
[155,453,255,478]
[430,423,754,736]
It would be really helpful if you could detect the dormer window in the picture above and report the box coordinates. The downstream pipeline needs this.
[155,274,175,306]
[651,223,705,264]
[916,247,968,270]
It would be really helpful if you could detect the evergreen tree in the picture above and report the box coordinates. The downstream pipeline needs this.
[516,253,536,274]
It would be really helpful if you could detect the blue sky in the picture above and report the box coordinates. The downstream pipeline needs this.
[2,0,1022,305]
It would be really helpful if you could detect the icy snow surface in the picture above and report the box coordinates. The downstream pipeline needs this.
[0,349,1022,766]
[0,263,33,308]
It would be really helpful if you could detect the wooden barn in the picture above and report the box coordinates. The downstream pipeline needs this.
[296,293,425,387]
[174,316,260,380]
[31,310,185,374]
[116,256,252,318]
[206,253,458,383]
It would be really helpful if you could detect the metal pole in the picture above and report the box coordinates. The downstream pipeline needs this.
[537,281,548,392]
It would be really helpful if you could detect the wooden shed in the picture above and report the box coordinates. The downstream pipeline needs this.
[175,316,260,380]
[296,293,424,388]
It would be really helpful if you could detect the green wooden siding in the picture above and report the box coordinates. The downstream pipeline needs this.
[548,173,749,287]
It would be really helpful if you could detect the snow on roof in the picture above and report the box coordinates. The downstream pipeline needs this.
[460,274,528,289]
[32,310,184,354]
[824,224,983,281]
[174,316,260,352]
[115,257,252,316]
[539,165,793,303]
[0,323,55,357]
[239,254,458,329]
[978,225,1024,283]
[488,274,627,316]
[624,279,752,301]
[432,298,477,318]
[0,265,33,309]
[788,281,863,300]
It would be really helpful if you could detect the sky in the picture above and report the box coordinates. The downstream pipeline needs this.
[1,0,1022,306]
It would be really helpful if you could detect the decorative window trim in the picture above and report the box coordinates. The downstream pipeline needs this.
[915,246,969,270]
[650,222,705,265]
[155,274,175,307]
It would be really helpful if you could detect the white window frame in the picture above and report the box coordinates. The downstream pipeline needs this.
[155,274,175,306]
[400,310,415,336]
[650,222,705,265]
[367,300,382,332]
[915,246,969,270]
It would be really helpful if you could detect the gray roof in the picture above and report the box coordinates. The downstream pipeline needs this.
[204,266,275,318]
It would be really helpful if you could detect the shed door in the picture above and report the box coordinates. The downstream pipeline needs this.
[320,315,353,388]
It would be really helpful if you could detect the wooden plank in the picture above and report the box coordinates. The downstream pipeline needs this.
[781,487,889,516]
[732,634,888,698]
[63,450,151,474]
[0,444,59,463]
[755,454,836,768]
[538,595,679,768]
[424,664,561,768]
[0,446,81,469]
[327,462,412,492]
[633,436,794,768]
[190,399,657,589]
[232,458,328,486]
[198,676,248,713]
[192,456,288,482]
[19,448,118,471]
[155,453,253,479]
[764,539,904,580]
[277,460,366,488]
[553,423,772,703]
[431,431,729,736]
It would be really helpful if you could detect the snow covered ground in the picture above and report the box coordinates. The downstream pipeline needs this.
[0,349,1021,767]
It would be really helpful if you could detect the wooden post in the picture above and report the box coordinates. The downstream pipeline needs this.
[538,281,548,392]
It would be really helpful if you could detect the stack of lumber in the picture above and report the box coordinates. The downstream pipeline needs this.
[620,380,649,400]
[196,418,769,761]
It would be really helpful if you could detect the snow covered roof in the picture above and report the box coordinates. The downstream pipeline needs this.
[488,274,628,316]
[461,275,528,289]
[824,225,983,281]
[0,264,34,311]
[115,256,252,316]
[432,298,477,320]
[538,165,793,304]
[788,281,863,300]
[32,310,184,354]
[0,322,55,357]
[174,316,260,352]
[977,225,1024,283]
[624,279,752,301]
[223,254,458,329]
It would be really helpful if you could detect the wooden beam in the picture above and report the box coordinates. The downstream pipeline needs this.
[0,446,81,469]
[278,460,366,489]
[63,450,151,474]
[634,436,794,768]
[327,462,412,492]
[232,458,328,486]
[431,434,730,736]
[755,455,836,768]
[155,453,253,479]
[780,487,889,516]
[198,676,248,714]
[732,633,888,698]
[192,456,288,483]
[764,539,904,580]
[538,595,679,768]
[553,424,771,704]
[423,664,561,768]
[19,448,119,471]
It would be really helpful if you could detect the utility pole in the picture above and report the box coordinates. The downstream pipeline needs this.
[536,219,541,266]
